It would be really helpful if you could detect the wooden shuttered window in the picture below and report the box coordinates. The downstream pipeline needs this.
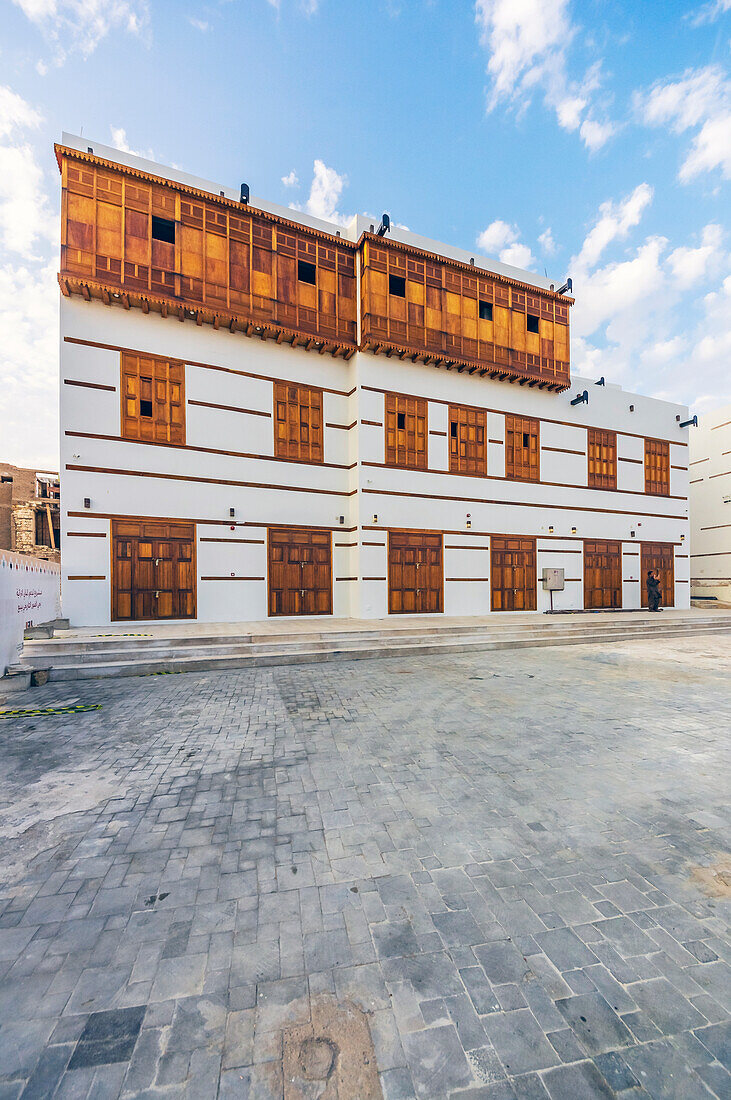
[449,404,487,476]
[274,381,323,463]
[385,393,428,470]
[505,414,540,481]
[587,428,617,489]
[121,353,185,444]
[644,438,670,496]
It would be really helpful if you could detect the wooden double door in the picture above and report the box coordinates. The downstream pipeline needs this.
[268,527,332,616]
[112,519,196,621]
[641,543,674,607]
[388,531,443,614]
[584,540,622,609]
[491,536,536,611]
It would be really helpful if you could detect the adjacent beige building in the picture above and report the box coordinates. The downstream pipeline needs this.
[689,404,731,605]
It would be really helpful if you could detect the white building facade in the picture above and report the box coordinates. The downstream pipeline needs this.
[57,136,691,627]
[690,404,731,605]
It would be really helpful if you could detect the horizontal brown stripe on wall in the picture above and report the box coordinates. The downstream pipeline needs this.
[690,551,731,557]
[361,419,383,427]
[689,478,703,484]
[189,399,271,418]
[362,576,386,581]
[200,575,265,581]
[689,457,709,465]
[711,420,731,430]
[68,510,235,527]
[362,540,386,546]
[429,430,447,437]
[671,465,688,471]
[65,430,353,471]
[64,336,354,397]
[362,524,685,545]
[326,422,357,431]
[623,551,640,556]
[445,577,490,581]
[66,464,354,498]
[625,578,639,582]
[67,575,106,580]
[360,385,687,446]
[335,576,357,581]
[700,523,731,530]
[200,537,265,544]
[66,531,107,537]
[539,548,582,553]
[709,471,731,479]
[361,487,687,520]
[542,446,585,456]
[444,544,490,550]
[676,553,689,558]
[676,579,689,583]
[360,461,686,499]
[618,457,642,464]
[64,378,116,392]
[335,542,358,547]
[489,438,504,444]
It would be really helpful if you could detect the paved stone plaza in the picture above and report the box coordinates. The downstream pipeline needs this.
[0,636,729,1099]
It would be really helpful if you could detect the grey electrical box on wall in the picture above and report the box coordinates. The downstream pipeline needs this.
[542,568,565,591]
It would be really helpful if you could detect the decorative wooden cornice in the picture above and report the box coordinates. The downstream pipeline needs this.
[58,274,356,360]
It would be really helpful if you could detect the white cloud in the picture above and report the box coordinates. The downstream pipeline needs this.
[569,184,731,412]
[0,84,60,468]
[293,159,349,224]
[687,0,731,26]
[109,127,155,161]
[476,218,516,253]
[476,219,535,270]
[12,0,149,60]
[635,65,731,182]
[574,183,653,273]
[187,16,208,31]
[474,0,615,152]
[667,223,725,288]
[281,170,299,188]
[538,227,556,254]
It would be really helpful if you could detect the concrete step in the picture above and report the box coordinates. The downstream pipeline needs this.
[29,620,731,681]
[20,617,731,668]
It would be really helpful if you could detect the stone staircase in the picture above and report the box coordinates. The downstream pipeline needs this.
[16,611,731,682]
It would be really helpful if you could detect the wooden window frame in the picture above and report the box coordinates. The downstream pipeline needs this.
[449,404,487,477]
[120,352,185,445]
[587,428,617,490]
[273,381,324,463]
[385,393,428,470]
[644,438,670,496]
[505,414,540,482]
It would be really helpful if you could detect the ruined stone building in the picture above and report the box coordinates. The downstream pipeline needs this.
[0,463,61,562]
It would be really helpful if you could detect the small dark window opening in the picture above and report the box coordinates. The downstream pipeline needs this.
[151,216,175,244]
[527,313,539,334]
[522,432,530,448]
[389,274,406,297]
[0,475,12,483]
[479,300,493,321]
[140,399,153,418]
[450,422,458,437]
[298,259,317,284]
[397,412,406,430]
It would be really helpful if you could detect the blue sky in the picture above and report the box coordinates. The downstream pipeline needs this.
[1,0,729,467]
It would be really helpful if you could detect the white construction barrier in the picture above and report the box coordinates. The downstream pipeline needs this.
[0,550,61,674]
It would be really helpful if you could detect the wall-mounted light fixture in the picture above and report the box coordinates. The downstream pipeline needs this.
[338,515,345,525]
[240,183,250,205]
[372,514,378,525]
[629,404,635,412]
[466,513,472,529]
[680,415,698,429]
[631,530,636,538]
[548,525,554,534]
[680,534,685,542]
[595,377,605,386]
[229,508,235,518]
[571,390,589,406]
[83,497,91,509]
[571,526,577,535]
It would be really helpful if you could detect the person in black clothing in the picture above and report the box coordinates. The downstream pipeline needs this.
[646,569,661,611]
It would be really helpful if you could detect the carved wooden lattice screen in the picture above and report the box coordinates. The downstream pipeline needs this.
[273,382,324,463]
[449,404,487,476]
[121,353,185,444]
[505,414,540,481]
[385,394,428,470]
[644,439,670,496]
[587,428,617,490]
